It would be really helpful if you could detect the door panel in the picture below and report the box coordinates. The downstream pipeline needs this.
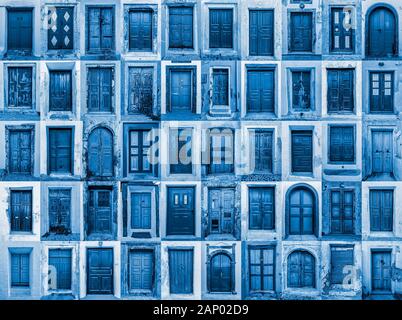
[8,10,32,50]
[49,129,72,174]
[9,130,31,174]
[170,70,192,111]
[48,7,74,50]
[168,249,193,294]
[290,12,312,52]
[209,9,233,48]
[169,7,193,49]
[167,187,195,235]
[247,70,274,113]
[49,70,72,111]
[129,10,152,51]
[372,251,392,292]
[129,250,153,291]
[131,193,151,229]
[368,8,396,57]
[249,10,274,56]
[88,189,112,235]
[289,188,314,235]
[88,128,113,177]
[208,188,235,235]
[10,190,32,232]
[128,67,153,114]
[372,131,393,174]
[49,189,71,232]
[8,67,33,108]
[87,248,113,294]
[49,249,72,290]
[210,253,232,292]
[249,187,275,230]
[291,131,313,173]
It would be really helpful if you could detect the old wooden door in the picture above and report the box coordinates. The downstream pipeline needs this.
[9,130,31,174]
[168,249,193,294]
[291,131,313,173]
[8,9,32,51]
[249,10,274,56]
[128,67,153,114]
[10,190,32,232]
[87,248,113,294]
[131,193,151,230]
[88,189,112,235]
[209,9,233,48]
[208,188,235,235]
[167,187,194,236]
[170,70,192,112]
[290,12,312,52]
[368,7,396,57]
[48,128,72,174]
[253,130,273,173]
[289,187,314,235]
[288,250,315,288]
[372,251,392,292]
[372,130,393,174]
[88,127,113,177]
[210,253,232,292]
[129,250,153,291]
[247,69,274,113]
[49,70,72,111]
[249,187,275,230]
[49,249,72,290]
[49,189,71,232]
[129,10,152,51]
[169,7,193,49]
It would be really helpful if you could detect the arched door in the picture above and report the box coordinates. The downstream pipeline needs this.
[289,187,315,235]
[88,128,113,177]
[210,253,232,292]
[368,7,397,57]
[288,250,315,288]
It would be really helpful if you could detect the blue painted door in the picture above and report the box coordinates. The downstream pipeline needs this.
[129,130,152,173]
[372,131,393,174]
[49,70,72,111]
[370,72,393,113]
[288,251,315,288]
[129,10,152,51]
[290,12,312,52]
[212,69,229,106]
[167,187,194,236]
[10,190,32,232]
[87,7,114,52]
[368,8,396,57]
[291,131,312,173]
[11,253,30,287]
[168,249,193,294]
[9,130,31,174]
[170,128,192,174]
[48,128,72,174]
[170,70,192,112]
[327,69,354,113]
[88,67,113,112]
[87,248,113,294]
[169,7,193,49]
[49,249,72,290]
[253,130,273,173]
[8,67,33,108]
[372,251,392,292]
[249,10,274,56]
[289,187,314,235]
[249,247,275,291]
[330,246,354,285]
[8,9,32,51]
[131,193,151,229]
[128,67,153,114]
[247,69,274,113]
[209,130,234,174]
[210,253,232,292]
[249,187,275,230]
[88,128,113,177]
[292,71,311,110]
[208,188,235,235]
[48,7,74,50]
[331,8,354,52]
[129,250,153,291]
[330,189,354,234]
[329,126,354,163]
[49,189,71,233]
[209,9,233,48]
[370,189,393,232]
[88,189,112,235]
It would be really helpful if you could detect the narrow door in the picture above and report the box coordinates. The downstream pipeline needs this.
[88,128,113,177]
[290,12,312,52]
[129,250,153,291]
[129,10,152,51]
[88,189,112,235]
[249,187,275,230]
[131,193,151,230]
[372,251,392,292]
[291,131,313,173]
[87,248,113,294]
[9,130,31,174]
[168,249,193,294]
[210,253,232,292]
[10,190,32,232]
[128,67,153,114]
[372,131,393,174]
[253,130,273,173]
[247,69,274,113]
[8,10,32,51]
[49,189,71,232]
[48,249,72,290]
[48,128,72,174]
[49,70,72,111]
[170,70,192,112]
[289,188,314,235]
[87,67,113,112]
[167,187,194,236]
[249,10,274,56]
[368,8,396,57]
[208,188,235,235]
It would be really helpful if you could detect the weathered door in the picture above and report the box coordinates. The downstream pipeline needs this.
[88,189,112,235]
[329,126,354,163]
[288,251,315,288]
[49,189,71,232]
[208,188,235,235]
[372,251,392,292]
[292,71,311,110]
[8,67,33,108]
[10,190,32,232]
[168,249,193,294]
[9,130,31,174]
[212,69,229,106]
[170,70,192,112]
[249,10,274,56]
[87,7,114,51]
[249,187,275,230]
[253,130,273,173]
[247,69,274,113]
[8,9,32,51]
[330,189,354,234]
[11,253,30,287]
[129,10,152,51]
[169,7,193,49]
[209,9,233,48]
[88,128,113,177]
[48,128,72,174]
[370,189,393,232]
[331,8,354,52]
[327,69,354,113]
[129,250,153,291]
[131,193,151,229]
[368,8,396,57]
[291,131,313,173]
[87,248,113,294]
[49,70,72,111]
[210,253,232,292]
[49,249,72,290]
[167,187,194,236]
[128,67,153,114]
[372,131,393,174]
[48,7,74,50]
[88,67,113,112]
[370,72,393,113]
[249,247,275,291]
[289,187,314,235]
[290,12,312,52]
[170,128,192,174]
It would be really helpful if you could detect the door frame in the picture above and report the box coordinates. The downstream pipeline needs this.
[370,248,393,294]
